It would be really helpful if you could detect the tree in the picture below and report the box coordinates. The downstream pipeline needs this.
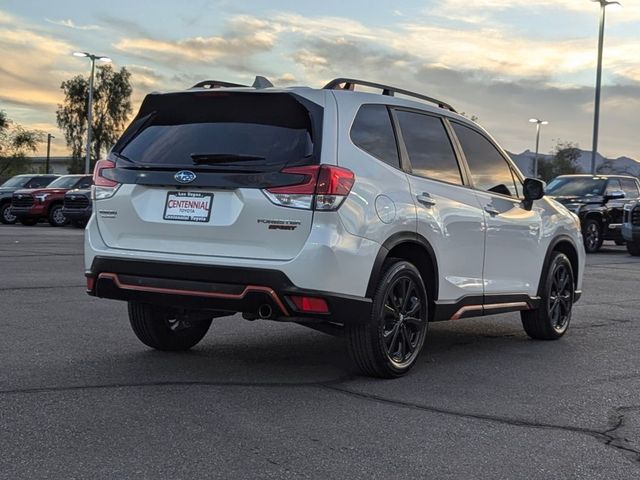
[537,141,581,182]
[0,110,44,179]
[56,65,133,173]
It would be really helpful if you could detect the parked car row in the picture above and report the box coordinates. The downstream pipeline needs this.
[0,174,93,227]
[1,172,639,255]
[545,174,640,254]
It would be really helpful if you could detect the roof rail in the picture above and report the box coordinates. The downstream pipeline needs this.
[323,78,457,113]
[191,80,247,89]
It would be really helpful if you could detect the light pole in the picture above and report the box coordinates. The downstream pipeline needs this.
[46,134,54,174]
[529,118,549,178]
[72,52,112,174]
[590,0,621,174]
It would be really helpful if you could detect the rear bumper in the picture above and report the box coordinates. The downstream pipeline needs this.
[86,257,372,325]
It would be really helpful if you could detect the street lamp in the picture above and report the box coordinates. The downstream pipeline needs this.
[72,51,112,174]
[589,0,621,174]
[529,118,549,179]
[46,134,55,174]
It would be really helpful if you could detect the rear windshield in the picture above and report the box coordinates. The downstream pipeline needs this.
[546,177,606,197]
[115,92,322,171]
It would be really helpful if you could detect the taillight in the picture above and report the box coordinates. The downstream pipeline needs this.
[263,165,355,211]
[92,159,120,200]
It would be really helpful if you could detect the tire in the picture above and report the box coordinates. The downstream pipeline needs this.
[128,302,213,351]
[48,204,67,227]
[521,252,574,340]
[345,259,429,378]
[71,220,87,229]
[0,202,16,224]
[582,218,603,253]
[19,218,38,226]
[627,242,640,257]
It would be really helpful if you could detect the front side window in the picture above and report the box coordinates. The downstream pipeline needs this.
[395,110,462,185]
[452,123,518,197]
[350,104,400,169]
[26,177,57,188]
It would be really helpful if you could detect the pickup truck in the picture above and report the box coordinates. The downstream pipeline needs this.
[0,174,59,224]
[11,175,93,226]
[62,189,92,228]
[623,201,640,256]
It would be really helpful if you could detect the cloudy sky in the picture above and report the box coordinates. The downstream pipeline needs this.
[0,0,638,158]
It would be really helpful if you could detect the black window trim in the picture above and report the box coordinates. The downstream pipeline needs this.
[388,106,471,188]
[449,119,525,201]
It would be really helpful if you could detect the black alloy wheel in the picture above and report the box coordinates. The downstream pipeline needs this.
[346,259,428,378]
[382,276,425,367]
[583,219,603,253]
[547,261,572,334]
[0,203,17,224]
[521,252,574,340]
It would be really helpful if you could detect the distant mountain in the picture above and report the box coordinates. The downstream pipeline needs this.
[508,150,640,178]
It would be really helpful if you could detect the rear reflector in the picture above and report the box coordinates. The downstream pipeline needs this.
[289,295,330,314]
[86,276,95,292]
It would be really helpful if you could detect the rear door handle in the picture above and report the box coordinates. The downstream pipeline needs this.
[484,205,500,216]
[416,193,436,207]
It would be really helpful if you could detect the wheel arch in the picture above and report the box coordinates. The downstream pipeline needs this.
[538,235,580,296]
[366,232,439,305]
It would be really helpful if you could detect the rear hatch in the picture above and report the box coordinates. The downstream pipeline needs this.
[96,90,324,261]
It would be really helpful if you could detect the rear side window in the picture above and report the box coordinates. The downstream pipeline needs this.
[620,178,639,198]
[350,104,400,169]
[395,110,462,185]
[25,177,55,188]
[452,123,519,197]
[117,92,321,171]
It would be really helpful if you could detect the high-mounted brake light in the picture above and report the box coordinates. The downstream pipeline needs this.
[92,159,120,200]
[263,165,355,211]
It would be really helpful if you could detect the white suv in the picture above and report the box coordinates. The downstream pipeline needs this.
[85,77,585,378]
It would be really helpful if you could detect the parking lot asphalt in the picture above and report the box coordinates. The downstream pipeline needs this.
[1,225,639,479]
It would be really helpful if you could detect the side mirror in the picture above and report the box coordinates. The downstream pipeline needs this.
[604,190,625,201]
[522,178,545,211]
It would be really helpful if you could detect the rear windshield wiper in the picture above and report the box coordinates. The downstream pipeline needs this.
[110,151,134,164]
[190,153,266,164]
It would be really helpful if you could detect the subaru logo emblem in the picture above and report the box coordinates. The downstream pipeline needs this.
[174,170,196,184]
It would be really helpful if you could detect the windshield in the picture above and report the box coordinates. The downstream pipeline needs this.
[116,92,321,170]
[1,176,28,188]
[546,177,606,197]
[47,176,82,189]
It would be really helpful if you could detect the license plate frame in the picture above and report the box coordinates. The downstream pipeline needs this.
[163,191,213,223]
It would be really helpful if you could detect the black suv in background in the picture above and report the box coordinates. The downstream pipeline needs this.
[546,174,640,253]
[623,201,640,256]
[62,189,92,228]
[0,174,59,224]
